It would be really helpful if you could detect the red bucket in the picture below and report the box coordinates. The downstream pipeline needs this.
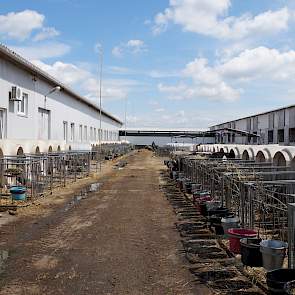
[228,228,257,254]
[194,196,212,212]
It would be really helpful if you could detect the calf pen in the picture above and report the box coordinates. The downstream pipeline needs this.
[172,152,295,269]
[0,144,132,201]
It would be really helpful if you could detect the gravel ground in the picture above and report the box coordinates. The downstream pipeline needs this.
[0,150,211,295]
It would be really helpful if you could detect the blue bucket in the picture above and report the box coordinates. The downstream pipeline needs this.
[10,186,26,201]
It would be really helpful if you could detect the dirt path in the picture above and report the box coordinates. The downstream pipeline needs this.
[0,150,210,295]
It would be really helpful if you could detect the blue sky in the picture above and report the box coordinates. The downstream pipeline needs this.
[1,0,295,129]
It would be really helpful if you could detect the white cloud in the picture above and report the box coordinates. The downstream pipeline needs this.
[158,56,240,101]
[158,81,239,102]
[184,58,221,86]
[126,115,139,124]
[153,0,290,40]
[82,78,129,100]
[108,66,137,75]
[0,10,44,40]
[11,42,71,60]
[33,27,60,41]
[33,60,137,101]
[148,69,180,78]
[126,109,224,129]
[112,39,147,57]
[219,46,295,81]
[158,46,295,103]
[112,46,123,58]
[126,39,145,53]
[148,100,160,107]
[33,60,90,85]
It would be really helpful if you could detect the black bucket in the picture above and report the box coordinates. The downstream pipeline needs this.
[209,212,233,236]
[266,269,295,294]
[213,223,224,235]
[208,212,234,226]
[240,238,262,267]
[199,203,208,216]
[209,213,233,234]
[185,182,192,194]
[207,207,229,217]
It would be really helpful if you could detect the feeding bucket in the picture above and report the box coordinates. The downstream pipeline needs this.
[266,269,295,294]
[228,228,257,254]
[207,207,228,217]
[193,191,210,201]
[184,182,192,194]
[240,238,262,267]
[260,240,288,271]
[209,212,233,236]
[10,186,26,201]
[197,197,213,216]
[221,216,240,238]
[206,201,221,212]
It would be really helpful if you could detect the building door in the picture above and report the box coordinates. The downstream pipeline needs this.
[38,108,50,140]
[0,109,6,139]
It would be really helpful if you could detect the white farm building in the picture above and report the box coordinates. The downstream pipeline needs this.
[199,105,295,167]
[0,44,122,156]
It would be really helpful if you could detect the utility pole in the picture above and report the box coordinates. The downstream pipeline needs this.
[124,96,127,143]
[97,45,103,171]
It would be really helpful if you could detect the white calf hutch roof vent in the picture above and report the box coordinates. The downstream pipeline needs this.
[10,86,22,101]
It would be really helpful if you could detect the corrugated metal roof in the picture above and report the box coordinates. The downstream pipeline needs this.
[0,44,122,125]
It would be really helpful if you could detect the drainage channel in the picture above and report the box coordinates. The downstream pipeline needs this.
[160,173,265,295]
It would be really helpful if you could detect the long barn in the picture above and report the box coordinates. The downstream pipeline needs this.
[0,44,122,155]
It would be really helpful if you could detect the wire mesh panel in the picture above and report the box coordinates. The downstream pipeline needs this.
[172,152,295,249]
[0,144,132,203]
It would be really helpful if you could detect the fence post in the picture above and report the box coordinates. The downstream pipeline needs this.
[288,203,295,269]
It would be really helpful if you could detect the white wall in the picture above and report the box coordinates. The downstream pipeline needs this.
[125,135,215,147]
[211,106,295,146]
[0,55,122,155]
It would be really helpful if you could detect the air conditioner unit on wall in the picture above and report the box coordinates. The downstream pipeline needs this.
[10,86,22,101]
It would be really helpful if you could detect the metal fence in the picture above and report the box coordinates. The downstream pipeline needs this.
[175,154,295,242]
[0,144,132,201]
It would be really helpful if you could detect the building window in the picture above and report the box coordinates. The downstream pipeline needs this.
[269,113,275,129]
[278,129,284,143]
[216,133,220,143]
[289,128,295,143]
[268,130,274,143]
[232,133,235,143]
[0,109,7,139]
[17,93,28,116]
[79,125,82,142]
[63,121,68,142]
[70,123,75,141]
[90,127,93,141]
[84,126,87,141]
[94,128,96,141]
[253,131,257,143]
